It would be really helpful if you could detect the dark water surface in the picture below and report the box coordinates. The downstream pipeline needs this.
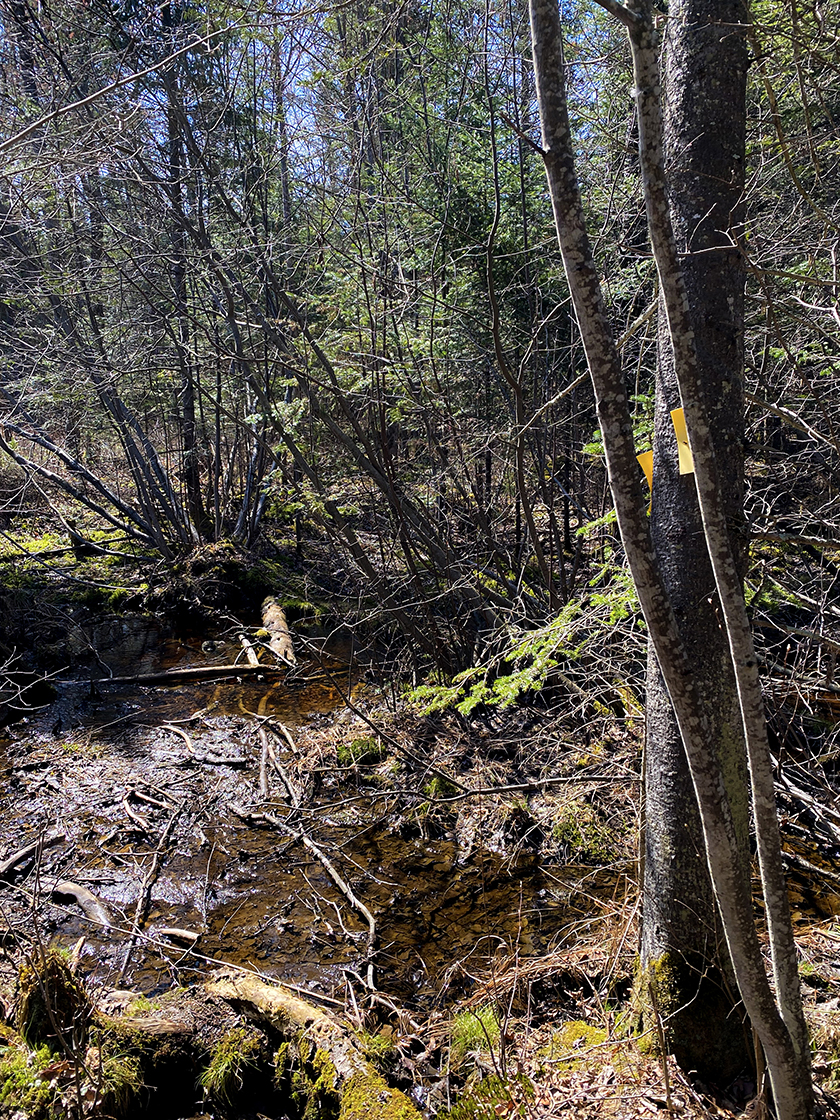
[0,616,619,1008]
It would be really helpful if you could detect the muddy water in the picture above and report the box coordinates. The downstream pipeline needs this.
[60,614,359,725]
[0,617,618,1008]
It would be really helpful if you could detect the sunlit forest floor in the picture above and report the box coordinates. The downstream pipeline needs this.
[1,689,840,1117]
[1,511,840,1116]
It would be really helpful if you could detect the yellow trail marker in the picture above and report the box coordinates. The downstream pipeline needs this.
[670,407,695,475]
[637,450,653,490]
[636,450,653,513]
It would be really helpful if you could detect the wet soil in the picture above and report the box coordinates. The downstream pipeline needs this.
[0,616,625,1014]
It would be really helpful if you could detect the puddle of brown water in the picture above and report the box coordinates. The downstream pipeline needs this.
[59,615,360,725]
[0,617,622,1009]
[42,816,607,1006]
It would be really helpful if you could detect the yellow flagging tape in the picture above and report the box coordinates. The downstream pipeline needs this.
[635,408,694,512]
[636,450,653,514]
[670,407,695,475]
[636,450,653,490]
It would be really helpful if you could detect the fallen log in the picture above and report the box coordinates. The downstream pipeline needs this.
[260,596,296,665]
[62,664,288,686]
[206,971,422,1120]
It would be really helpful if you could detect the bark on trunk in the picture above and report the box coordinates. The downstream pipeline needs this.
[625,0,811,1097]
[642,0,751,1079]
[529,0,812,1114]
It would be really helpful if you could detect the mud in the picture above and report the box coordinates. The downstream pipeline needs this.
[0,617,621,1013]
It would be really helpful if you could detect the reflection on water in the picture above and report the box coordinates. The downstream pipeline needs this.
[0,614,619,1008]
[67,615,360,725]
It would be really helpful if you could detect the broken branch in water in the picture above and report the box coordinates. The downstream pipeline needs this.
[121,796,151,835]
[63,664,289,686]
[0,830,65,880]
[51,881,113,929]
[118,806,182,983]
[242,807,377,991]
[238,634,261,667]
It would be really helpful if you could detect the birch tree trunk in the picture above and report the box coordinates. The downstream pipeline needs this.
[528,0,813,1114]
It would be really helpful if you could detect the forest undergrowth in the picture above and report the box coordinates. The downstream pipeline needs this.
[0,494,838,1117]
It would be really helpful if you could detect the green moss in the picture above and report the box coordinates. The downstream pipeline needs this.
[275,1038,420,1120]
[538,1020,607,1071]
[439,1074,534,1119]
[21,532,64,554]
[71,583,135,610]
[423,775,460,800]
[450,1006,500,1067]
[555,1019,607,1049]
[198,1027,262,1106]
[354,1029,396,1072]
[17,948,90,1051]
[551,800,617,864]
[60,739,104,759]
[0,1038,59,1119]
[123,994,160,1017]
[337,737,385,766]
[275,1037,340,1120]
[339,1069,420,1120]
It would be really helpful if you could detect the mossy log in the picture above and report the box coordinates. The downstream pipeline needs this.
[261,596,297,665]
[206,970,421,1120]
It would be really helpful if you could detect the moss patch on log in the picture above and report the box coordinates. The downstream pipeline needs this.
[17,948,90,1051]
[199,1026,264,1106]
[339,1069,421,1120]
[275,1036,341,1120]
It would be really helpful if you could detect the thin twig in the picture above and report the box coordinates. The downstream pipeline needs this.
[248,808,377,991]
[118,807,182,983]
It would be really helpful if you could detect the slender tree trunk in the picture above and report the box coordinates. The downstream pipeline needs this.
[163,0,205,542]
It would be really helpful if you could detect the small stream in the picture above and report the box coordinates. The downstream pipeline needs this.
[0,614,622,1009]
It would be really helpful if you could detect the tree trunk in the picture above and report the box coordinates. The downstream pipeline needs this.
[163,0,205,543]
[641,0,751,1079]
[529,0,812,1113]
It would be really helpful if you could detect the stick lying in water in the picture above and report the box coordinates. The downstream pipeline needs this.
[63,664,289,686]
[52,881,114,929]
[118,806,182,983]
[0,830,65,880]
[238,807,376,990]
